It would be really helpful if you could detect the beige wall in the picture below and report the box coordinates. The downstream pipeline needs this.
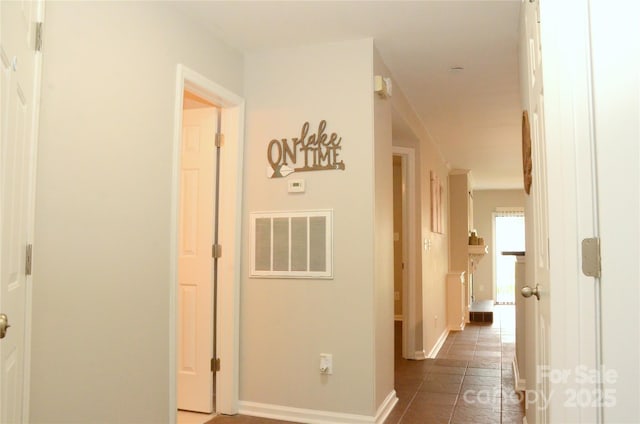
[31,2,243,422]
[449,172,470,275]
[472,189,525,301]
[387,75,450,357]
[372,48,395,410]
[240,39,392,417]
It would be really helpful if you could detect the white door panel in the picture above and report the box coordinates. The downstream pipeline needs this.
[0,0,42,422]
[524,1,551,423]
[177,107,217,413]
[528,1,604,422]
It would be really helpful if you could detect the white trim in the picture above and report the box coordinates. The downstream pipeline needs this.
[427,328,450,359]
[523,417,528,424]
[239,391,398,424]
[374,390,399,424]
[512,355,526,392]
[170,65,244,422]
[413,350,428,360]
[20,1,46,421]
[392,147,417,360]
[491,212,497,302]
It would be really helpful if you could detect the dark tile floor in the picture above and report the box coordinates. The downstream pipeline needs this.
[387,305,524,424]
[208,305,523,424]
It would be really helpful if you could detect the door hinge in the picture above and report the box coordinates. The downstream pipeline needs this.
[211,357,220,372]
[25,244,33,276]
[212,244,222,259]
[35,22,43,52]
[581,237,601,278]
[215,133,224,148]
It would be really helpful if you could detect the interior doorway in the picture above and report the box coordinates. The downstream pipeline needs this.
[170,65,245,424]
[392,147,417,360]
[392,156,404,359]
[493,212,525,304]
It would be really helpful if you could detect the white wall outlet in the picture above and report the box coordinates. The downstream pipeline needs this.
[319,353,333,375]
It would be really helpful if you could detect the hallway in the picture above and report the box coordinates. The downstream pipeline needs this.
[208,305,523,424]
[387,305,524,423]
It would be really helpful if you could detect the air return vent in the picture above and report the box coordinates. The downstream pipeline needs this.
[250,210,333,279]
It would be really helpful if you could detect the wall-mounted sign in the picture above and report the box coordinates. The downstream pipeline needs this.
[267,120,346,178]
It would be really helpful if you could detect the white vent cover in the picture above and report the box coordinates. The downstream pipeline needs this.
[250,210,333,279]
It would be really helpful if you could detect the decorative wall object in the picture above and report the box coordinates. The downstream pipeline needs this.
[250,210,333,279]
[431,171,444,233]
[522,111,533,194]
[266,120,346,178]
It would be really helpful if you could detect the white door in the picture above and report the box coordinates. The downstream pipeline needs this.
[177,107,217,413]
[525,1,606,422]
[523,1,551,423]
[0,0,42,422]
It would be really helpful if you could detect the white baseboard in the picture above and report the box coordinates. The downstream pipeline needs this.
[427,328,450,359]
[512,355,526,392]
[374,390,398,424]
[523,416,528,424]
[239,391,398,424]
[412,350,427,360]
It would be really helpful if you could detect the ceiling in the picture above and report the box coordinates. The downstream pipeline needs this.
[171,1,523,190]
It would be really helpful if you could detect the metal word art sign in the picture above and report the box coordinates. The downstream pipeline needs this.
[266,120,346,178]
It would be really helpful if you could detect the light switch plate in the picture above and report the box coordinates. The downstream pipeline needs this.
[288,179,305,193]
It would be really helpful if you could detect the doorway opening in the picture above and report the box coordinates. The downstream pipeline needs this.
[392,155,404,358]
[170,65,245,424]
[493,212,525,304]
[392,147,418,360]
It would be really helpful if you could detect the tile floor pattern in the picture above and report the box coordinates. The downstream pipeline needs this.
[207,305,523,424]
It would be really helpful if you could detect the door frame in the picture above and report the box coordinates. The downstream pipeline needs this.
[169,65,245,421]
[392,147,418,359]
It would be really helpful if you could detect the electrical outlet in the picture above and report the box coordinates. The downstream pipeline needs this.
[320,353,333,375]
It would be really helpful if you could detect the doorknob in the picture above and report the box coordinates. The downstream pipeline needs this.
[0,314,10,339]
[521,284,540,300]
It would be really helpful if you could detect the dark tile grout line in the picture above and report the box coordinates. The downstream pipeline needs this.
[392,377,428,424]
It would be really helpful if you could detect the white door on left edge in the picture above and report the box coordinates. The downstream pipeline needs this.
[0,0,42,422]
[523,1,551,423]
[177,107,217,413]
